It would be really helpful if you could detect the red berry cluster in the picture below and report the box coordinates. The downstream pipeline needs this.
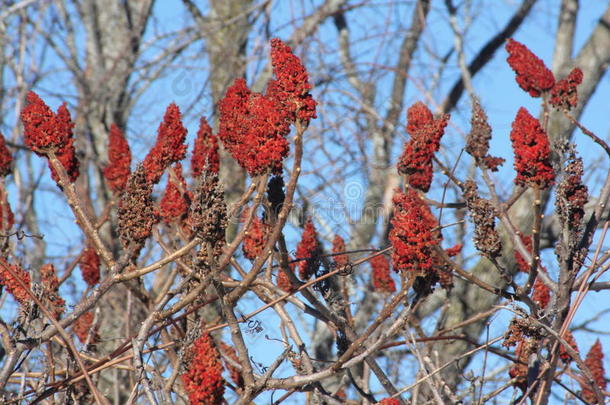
[181,333,225,405]
[558,329,579,364]
[532,277,550,309]
[506,39,555,97]
[277,266,297,293]
[21,92,80,183]
[389,188,440,274]
[80,246,101,287]
[267,38,317,123]
[332,235,348,267]
[0,259,31,305]
[73,311,98,345]
[379,398,401,405]
[510,107,555,189]
[103,124,132,193]
[581,339,607,404]
[506,39,584,110]
[295,218,319,280]
[397,102,449,192]
[191,117,219,176]
[218,78,291,176]
[445,244,462,257]
[159,163,191,224]
[371,253,396,294]
[218,39,316,176]
[142,103,187,184]
[241,208,269,260]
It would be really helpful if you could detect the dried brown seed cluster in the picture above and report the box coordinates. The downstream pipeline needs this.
[555,155,588,233]
[503,317,542,349]
[466,99,504,171]
[188,174,227,258]
[40,263,65,320]
[117,165,156,255]
[463,181,502,258]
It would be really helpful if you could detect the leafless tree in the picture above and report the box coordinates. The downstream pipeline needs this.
[0,0,608,404]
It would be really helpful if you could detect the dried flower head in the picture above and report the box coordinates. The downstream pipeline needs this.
[482,156,505,171]
[550,67,583,111]
[241,208,269,260]
[389,188,440,274]
[556,155,588,232]
[466,99,505,171]
[295,218,319,280]
[503,317,543,349]
[0,259,31,305]
[397,102,449,192]
[117,165,156,254]
[506,39,555,97]
[159,163,191,224]
[332,235,348,267]
[40,264,65,319]
[188,174,227,258]
[80,246,101,287]
[103,124,131,193]
[371,252,396,293]
[191,117,219,176]
[510,107,555,189]
[181,333,225,405]
[142,103,188,184]
[267,38,317,123]
[463,181,502,258]
[581,339,606,404]
[466,99,492,160]
[218,78,290,175]
[0,132,13,177]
